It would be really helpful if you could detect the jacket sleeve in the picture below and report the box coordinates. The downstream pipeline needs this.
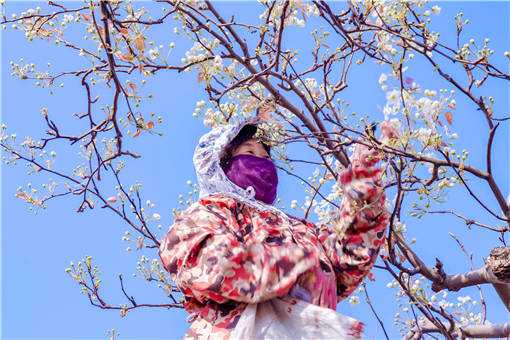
[318,160,390,302]
[158,199,317,305]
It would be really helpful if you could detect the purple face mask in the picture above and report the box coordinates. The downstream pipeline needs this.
[224,154,278,205]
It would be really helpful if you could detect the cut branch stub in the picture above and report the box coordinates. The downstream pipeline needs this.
[431,257,449,292]
[486,246,510,283]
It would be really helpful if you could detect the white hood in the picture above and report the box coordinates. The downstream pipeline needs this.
[192,117,287,216]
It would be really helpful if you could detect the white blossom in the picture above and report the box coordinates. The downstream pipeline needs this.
[290,200,298,209]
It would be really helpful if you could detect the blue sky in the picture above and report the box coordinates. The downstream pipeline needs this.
[1,1,509,339]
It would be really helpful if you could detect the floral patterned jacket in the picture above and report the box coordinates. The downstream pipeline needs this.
[158,163,389,339]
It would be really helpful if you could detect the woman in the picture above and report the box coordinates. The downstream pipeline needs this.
[158,117,389,339]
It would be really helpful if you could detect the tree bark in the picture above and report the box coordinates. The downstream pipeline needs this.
[405,320,510,339]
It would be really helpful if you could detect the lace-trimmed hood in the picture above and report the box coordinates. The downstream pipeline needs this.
[193,117,286,215]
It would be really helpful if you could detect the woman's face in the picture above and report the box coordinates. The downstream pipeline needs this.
[231,138,271,160]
